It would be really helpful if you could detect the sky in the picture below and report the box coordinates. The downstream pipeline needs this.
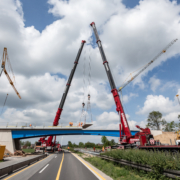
[0,0,180,145]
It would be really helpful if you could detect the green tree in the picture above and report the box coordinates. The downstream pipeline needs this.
[178,115,180,130]
[110,139,116,145]
[73,143,78,148]
[163,121,177,132]
[20,140,25,145]
[146,111,166,130]
[68,141,72,147]
[85,142,95,148]
[79,142,84,148]
[24,141,31,147]
[101,136,108,145]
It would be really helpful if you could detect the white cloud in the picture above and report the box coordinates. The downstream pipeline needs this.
[122,93,138,103]
[137,94,180,122]
[0,0,180,145]
[149,76,161,92]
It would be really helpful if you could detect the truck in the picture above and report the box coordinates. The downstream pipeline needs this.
[35,136,62,153]
[90,22,180,153]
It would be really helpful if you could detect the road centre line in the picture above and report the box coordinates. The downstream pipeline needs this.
[39,164,49,173]
[56,153,64,180]
[4,155,52,180]
[72,153,105,180]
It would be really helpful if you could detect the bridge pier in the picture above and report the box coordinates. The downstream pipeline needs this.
[0,130,19,154]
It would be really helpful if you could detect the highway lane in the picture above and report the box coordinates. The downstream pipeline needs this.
[60,152,99,180]
[29,153,64,180]
[29,151,99,180]
[3,151,106,180]
[3,154,57,180]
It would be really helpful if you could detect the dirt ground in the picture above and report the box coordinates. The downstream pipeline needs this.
[3,148,13,158]
[154,132,177,145]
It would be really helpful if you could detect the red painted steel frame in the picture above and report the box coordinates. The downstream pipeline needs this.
[111,89,131,138]
[53,108,63,126]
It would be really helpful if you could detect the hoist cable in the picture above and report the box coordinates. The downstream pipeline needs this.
[85,45,93,123]
[0,94,8,116]
[80,46,87,123]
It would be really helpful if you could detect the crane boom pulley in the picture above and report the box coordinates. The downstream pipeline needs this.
[118,39,178,91]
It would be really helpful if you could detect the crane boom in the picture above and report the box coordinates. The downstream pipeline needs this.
[90,22,131,139]
[4,69,21,99]
[53,40,86,126]
[1,48,21,99]
[118,39,178,91]
[47,40,86,146]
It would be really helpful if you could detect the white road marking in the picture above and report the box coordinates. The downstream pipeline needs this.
[39,164,49,173]
[55,156,57,158]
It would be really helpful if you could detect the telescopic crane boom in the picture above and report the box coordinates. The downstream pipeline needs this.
[47,40,86,146]
[90,22,132,141]
[0,48,21,99]
[118,39,178,91]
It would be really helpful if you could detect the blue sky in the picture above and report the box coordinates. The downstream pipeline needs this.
[0,0,180,145]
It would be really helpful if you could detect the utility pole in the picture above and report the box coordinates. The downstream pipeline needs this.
[176,94,180,106]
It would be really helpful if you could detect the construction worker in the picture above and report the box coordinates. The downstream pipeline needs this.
[68,147,70,151]
[102,146,104,152]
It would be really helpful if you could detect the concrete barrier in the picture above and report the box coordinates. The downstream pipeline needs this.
[0,154,47,177]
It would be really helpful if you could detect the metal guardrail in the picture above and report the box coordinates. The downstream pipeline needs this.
[0,154,47,177]
[75,149,180,179]
[75,149,100,155]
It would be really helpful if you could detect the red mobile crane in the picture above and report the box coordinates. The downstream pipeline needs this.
[90,22,142,148]
[90,22,175,150]
[36,40,86,152]
[91,22,180,152]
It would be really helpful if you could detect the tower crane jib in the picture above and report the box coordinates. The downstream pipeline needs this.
[0,48,21,99]
[118,39,178,91]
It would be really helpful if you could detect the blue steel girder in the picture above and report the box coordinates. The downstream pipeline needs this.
[11,129,139,139]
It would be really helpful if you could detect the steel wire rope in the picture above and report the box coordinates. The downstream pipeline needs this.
[85,45,93,124]
[0,53,11,118]
[79,44,87,124]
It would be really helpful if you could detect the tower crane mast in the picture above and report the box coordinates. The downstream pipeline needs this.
[118,39,178,91]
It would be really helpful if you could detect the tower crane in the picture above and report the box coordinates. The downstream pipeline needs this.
[0,48,21,99]
[118,39,178,92]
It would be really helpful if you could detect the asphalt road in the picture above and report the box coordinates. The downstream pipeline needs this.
[29,151,98,180]
[3,151,100,180]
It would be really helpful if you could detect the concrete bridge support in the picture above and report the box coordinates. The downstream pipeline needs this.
[0,130,19,154]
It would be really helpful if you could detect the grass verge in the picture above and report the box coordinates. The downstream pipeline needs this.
[22,149,35,153]
[84,156,154,180]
